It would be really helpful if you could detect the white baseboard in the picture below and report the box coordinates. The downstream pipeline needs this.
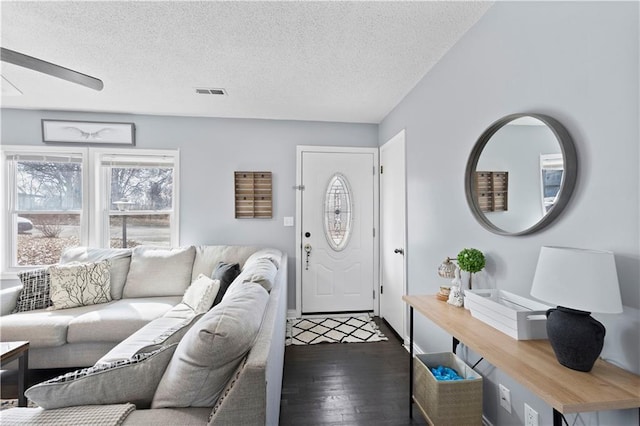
[482,415,494,426]
[287,309,297,319]
[402,338,425,355]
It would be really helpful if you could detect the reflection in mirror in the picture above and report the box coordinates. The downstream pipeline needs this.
[540,154,563,214]
[465,114,577,236]
[475,117,560,233]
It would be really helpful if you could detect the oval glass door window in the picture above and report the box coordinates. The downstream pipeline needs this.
[323,173,353,251]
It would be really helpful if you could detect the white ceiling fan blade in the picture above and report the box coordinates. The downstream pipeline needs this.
[1,47,103,91]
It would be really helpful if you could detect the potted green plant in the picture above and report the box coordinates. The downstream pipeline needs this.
[456,248,486,289]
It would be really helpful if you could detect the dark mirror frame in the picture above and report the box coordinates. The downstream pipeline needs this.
[464,113,578,236]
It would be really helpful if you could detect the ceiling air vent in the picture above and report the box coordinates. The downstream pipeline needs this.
[195,87,227,95]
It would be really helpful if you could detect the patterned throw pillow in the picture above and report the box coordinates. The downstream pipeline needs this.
[48,260,112,310]
[25,344,177,410]
[13,268,53,313]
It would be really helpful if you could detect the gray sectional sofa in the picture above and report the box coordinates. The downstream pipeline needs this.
[0,245,288,425]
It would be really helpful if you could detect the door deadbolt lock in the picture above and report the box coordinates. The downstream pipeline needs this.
[305,232,311,238]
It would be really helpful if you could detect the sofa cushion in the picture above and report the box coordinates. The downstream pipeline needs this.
[161,303,194,319]
[122,407,212,424]
[0,304,99,348]
[210,262,241,306]
[190,246,259,282]
[182,274,220,314]
[49,260,112,310]
[151,283,269,408]
[123,246,196,298]
[60,247,132,300]
[13,268,53,313]
[225,258,278,296]
[96,315,200,364]
[67,296,181,344]
[26,344,177,409]
[244,248,283,269]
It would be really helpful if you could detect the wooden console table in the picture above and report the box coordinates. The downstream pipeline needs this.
[403,294,640,426]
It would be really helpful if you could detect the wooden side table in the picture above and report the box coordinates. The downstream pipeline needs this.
[1,341,29,407]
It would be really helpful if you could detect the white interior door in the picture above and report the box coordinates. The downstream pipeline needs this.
[299,149,376,314]
[380,130,407,339]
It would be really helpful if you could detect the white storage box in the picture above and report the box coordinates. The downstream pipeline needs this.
[465,289,551,340]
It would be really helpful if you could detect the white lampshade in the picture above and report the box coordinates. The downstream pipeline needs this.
[530,246,622,314]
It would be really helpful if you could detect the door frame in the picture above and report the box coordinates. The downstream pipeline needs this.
[295,145,379,318]
[379,130,408,344]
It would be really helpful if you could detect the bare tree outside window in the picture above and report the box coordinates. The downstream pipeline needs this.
[15,160,83,266]
[110,167,173,211]
[17,161,82,211]
[108,167,174,248]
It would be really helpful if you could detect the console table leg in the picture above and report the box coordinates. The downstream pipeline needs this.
[18,349,28,407]
[409,306,414,418]
[553,408,562,426]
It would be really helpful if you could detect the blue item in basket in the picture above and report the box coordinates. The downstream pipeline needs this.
[430,365,463,381]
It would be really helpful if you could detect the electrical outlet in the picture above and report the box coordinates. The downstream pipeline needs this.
[525,403,539,426]
[499,384,511,413]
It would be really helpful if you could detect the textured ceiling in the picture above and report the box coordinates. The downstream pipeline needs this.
[1,1,492,123]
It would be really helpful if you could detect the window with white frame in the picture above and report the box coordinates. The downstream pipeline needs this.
[539,153,564,215]
[94,150,179,249]
[1,146,179,271]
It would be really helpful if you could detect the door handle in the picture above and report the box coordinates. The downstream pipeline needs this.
[394,248,404,255]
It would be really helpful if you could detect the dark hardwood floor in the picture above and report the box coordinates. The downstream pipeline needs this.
[0,367,74,400]
[279,318,427,426]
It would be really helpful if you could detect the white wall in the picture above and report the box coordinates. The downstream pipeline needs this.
[0,108,378,309]
[379,2,639,425]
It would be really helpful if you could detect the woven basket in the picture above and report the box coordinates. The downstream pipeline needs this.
[414,352,483,426]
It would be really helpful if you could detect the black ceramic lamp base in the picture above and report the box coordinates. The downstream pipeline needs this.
[546,306,606,372]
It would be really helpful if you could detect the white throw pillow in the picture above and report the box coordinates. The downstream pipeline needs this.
[123,246,196,298]
[151,283,269,408]
[182,274,220,314]
[26,344,177,409]
[48,260,112,310]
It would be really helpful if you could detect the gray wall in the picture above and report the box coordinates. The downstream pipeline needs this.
[0,108,378,308]
[379,2,639,425]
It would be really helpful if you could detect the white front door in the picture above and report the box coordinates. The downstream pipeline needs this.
[380,130,407,340]
[298,148,377,314]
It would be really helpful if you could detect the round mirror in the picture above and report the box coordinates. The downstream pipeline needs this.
[465,113,577,236]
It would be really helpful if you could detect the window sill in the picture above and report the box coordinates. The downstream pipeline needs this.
[1,272,19,281]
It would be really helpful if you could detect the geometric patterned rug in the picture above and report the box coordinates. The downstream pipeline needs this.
[286,315,388,345]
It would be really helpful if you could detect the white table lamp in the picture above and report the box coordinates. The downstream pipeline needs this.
[530,246,622,372]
